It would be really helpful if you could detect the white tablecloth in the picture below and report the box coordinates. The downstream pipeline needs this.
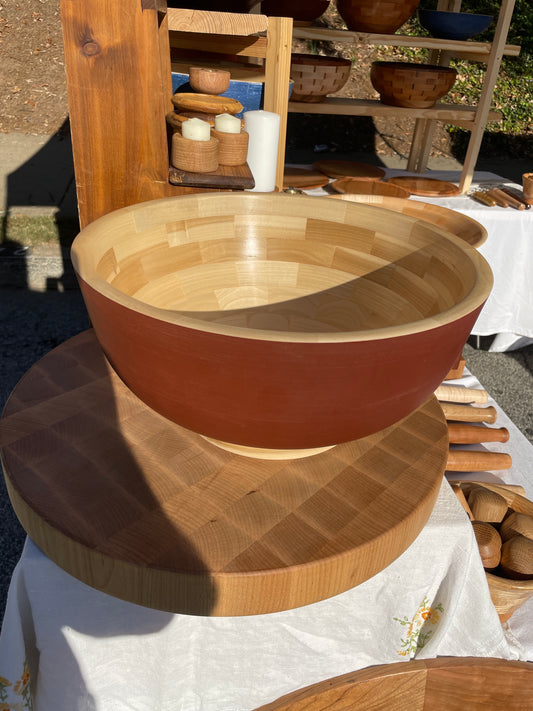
[306,169,533,352]
[1,368,532,711]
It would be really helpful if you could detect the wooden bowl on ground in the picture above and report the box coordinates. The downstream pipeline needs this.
[71,193,492,458]
[254,658,533,711]
[326,194,488,247]
[336,0,421,33]
[371,61,457,109]
[290,54,352,103]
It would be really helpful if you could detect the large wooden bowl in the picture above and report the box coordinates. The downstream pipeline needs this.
[71,193,492,458]
[326,194,488,248]
[336,0,421,33]
[290,54,352,103]
[371,61,457,109]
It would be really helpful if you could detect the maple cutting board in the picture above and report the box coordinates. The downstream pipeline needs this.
[0,330,448,616]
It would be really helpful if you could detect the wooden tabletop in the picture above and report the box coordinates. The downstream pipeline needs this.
[0,330,448,616]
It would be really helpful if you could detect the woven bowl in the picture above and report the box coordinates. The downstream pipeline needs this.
[290,54,352,103]
[337,0,421,33]
[71,193,492,458]
[371,61,457,109]
[418,9,493,41]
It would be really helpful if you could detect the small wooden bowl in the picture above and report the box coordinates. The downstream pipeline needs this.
[188,66,231,95]
[171,133,219,173]
[71,193,492,457]
[324,195,487,248]
[290,54,352,103]
[336,0,421,33]
[330,178,411,198]
[211,128,249,166]
[371,61,457,109]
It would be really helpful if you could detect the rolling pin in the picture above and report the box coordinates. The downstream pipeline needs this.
[447,423,509,444]
[446,449,512,471]
[435,384,488,404]
[471,191,497,207]
[498,186,531,209]
[485,188,510,208]
[441,402,498,424]
[491,187,525,210]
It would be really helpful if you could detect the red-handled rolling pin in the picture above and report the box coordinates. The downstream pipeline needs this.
[446,449,512,471]
[435,384,489,404]
[441,402,498,424]
[447,423,510,444]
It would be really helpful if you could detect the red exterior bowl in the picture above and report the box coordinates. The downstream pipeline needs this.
[71,193,492,454]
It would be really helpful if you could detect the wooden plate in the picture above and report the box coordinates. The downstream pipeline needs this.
[330,178,411,198]
[325,195,487,248]
[313,160,386,180]
[386,176,461,197]
[283,167,330,189]
[0,330,448,617]
[254,658,533,711]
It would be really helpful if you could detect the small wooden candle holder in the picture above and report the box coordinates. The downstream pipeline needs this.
[211,128,249,166]
[522,173,533,205]
[171,132,219,173]
[189,66,231,95]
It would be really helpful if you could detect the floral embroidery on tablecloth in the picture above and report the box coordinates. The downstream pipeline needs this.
[0,660,32,710]
[394,596,444,658]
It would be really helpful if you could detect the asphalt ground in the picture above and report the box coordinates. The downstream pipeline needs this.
[1,131,532,622]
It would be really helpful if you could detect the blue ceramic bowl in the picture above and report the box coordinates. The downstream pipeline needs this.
[418,9,493,41]
[172,73,293,118]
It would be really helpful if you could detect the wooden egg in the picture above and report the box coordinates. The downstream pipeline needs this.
[468,487,508,523]
[472,521,501,570]
[71,193,492,458]
[500,535,533,580]
[500,511,533,542]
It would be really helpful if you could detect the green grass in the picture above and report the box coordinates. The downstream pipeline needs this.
[0,214,79,249]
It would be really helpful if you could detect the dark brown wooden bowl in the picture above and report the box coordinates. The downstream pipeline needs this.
[71,193,492,457]
[337,0,421,33]
[371,61,457,109]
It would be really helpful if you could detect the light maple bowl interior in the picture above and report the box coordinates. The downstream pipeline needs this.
[71,193,492,457]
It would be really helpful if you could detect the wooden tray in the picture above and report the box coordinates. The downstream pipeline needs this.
[283,167,330,189]
[386,176,461,197]
[330,178,411,198]
[0,330,448,616]
[168,163,254,190]
[313,160,386,180]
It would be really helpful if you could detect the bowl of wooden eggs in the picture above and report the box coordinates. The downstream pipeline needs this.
[453,481,533,622]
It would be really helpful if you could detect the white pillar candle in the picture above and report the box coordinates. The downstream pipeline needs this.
[215,113,241,134]
[181,117,211,141]
[243,110,280,192]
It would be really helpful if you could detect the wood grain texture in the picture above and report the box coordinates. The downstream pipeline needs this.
[0,330,448,616]
[446,449,512,471]
[323,196,487,248]
[168,162,254,189]
[387,177,461,197]
[447,424,509,444]
[254,658,533,711]
[435,384,488,404]
[441,403,497,424]
[330,179,411,197]
[70,192,492,450]
[313,160,386,179]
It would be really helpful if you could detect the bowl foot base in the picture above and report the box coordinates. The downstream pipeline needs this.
[200,436,336,460]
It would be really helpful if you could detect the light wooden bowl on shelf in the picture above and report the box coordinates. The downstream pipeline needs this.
[188,66,231,95]
[330,178,411,198]
[254,658,533,711]
[458,481,533,622]
[371,61,457,109]
[325,194,487,247]
[71,193,492,459]
[290,54,352,103]
[336,0,421,33]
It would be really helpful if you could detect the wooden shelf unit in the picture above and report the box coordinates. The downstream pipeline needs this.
[290,0,519,193]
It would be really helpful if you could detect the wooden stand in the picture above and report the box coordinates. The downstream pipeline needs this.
[60,3,292,227]
[0,330,448,617]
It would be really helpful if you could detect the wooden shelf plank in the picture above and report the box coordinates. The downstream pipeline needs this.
[292,27,520,58]
[288,98,502,125]
[169,162,254,190]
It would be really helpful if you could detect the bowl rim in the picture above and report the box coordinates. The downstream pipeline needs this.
[417,9,494,21]
[290,53,352,67]
[371,60,458,74]
[71,193,493,344]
